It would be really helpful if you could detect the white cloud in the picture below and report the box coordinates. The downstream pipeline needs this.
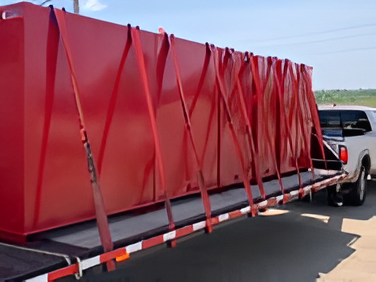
[83,0,107,11]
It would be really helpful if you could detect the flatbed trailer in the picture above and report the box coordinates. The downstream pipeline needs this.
[0,3,345,281]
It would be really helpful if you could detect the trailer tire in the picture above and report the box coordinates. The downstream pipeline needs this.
[350,165,367,206]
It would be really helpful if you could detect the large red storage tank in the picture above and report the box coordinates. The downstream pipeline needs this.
[0,3,319,242]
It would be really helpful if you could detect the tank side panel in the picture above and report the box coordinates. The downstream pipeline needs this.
[0,15,25,236]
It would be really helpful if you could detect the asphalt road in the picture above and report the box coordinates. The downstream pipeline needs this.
[84,182,376,282]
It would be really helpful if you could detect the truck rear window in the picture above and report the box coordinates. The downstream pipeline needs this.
[319,111,341,127]
[319,110,372,132]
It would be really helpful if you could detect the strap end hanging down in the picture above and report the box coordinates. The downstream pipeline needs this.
[52,7,116,271]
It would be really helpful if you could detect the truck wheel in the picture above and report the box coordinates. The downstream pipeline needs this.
[350,166,367,206]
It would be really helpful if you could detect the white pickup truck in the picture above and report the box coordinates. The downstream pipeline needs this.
[318,105,376,206]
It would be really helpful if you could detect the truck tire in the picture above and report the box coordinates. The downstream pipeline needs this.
[350,165,367,206]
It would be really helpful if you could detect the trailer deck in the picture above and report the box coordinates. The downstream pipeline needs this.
[1,170,345,282]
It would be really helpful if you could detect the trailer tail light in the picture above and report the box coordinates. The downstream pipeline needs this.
[339,146,348,164]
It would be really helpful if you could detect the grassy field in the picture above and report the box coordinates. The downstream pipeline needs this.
[314,89,376,107]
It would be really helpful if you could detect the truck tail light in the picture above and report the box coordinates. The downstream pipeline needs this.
[339,146,348,164]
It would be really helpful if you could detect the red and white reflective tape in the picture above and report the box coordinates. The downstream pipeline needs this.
[240,206,251,214]
[25,173,346,282]
[81,256,100,270]
[163,231,176,242]
[126,241,143,254]
[218,213,229,222]
[289,190,300,199]
[193,221,206,231]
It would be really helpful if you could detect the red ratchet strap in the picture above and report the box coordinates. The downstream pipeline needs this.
[275,60,303,189]
[286,63,298,140]
[211,45,257,216]
[290,63,308,197]
[188,45,219,191]
[300,65,324,175]
[267,57,285,193]
[169,34,213,232]
[156,32,193,198]
[231,52,266,200]
[131,27,176,233]
[250,55,284,195]
[296,65,316,177]
[301,65,326,166]
[295,65,310,166]
[53,8,115,270]
[97,25,132,175]
[294,65,317,183]
[282,61,304,186]
[189,44,211,118]
[292,63,305,196]
[156,29,170,101]
[287,63,302,170]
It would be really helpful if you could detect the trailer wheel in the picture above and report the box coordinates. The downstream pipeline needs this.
[350,165,367,206]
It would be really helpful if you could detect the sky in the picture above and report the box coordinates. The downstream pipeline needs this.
[2,0,376,90]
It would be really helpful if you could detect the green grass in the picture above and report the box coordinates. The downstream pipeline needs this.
[314,89,376,107]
